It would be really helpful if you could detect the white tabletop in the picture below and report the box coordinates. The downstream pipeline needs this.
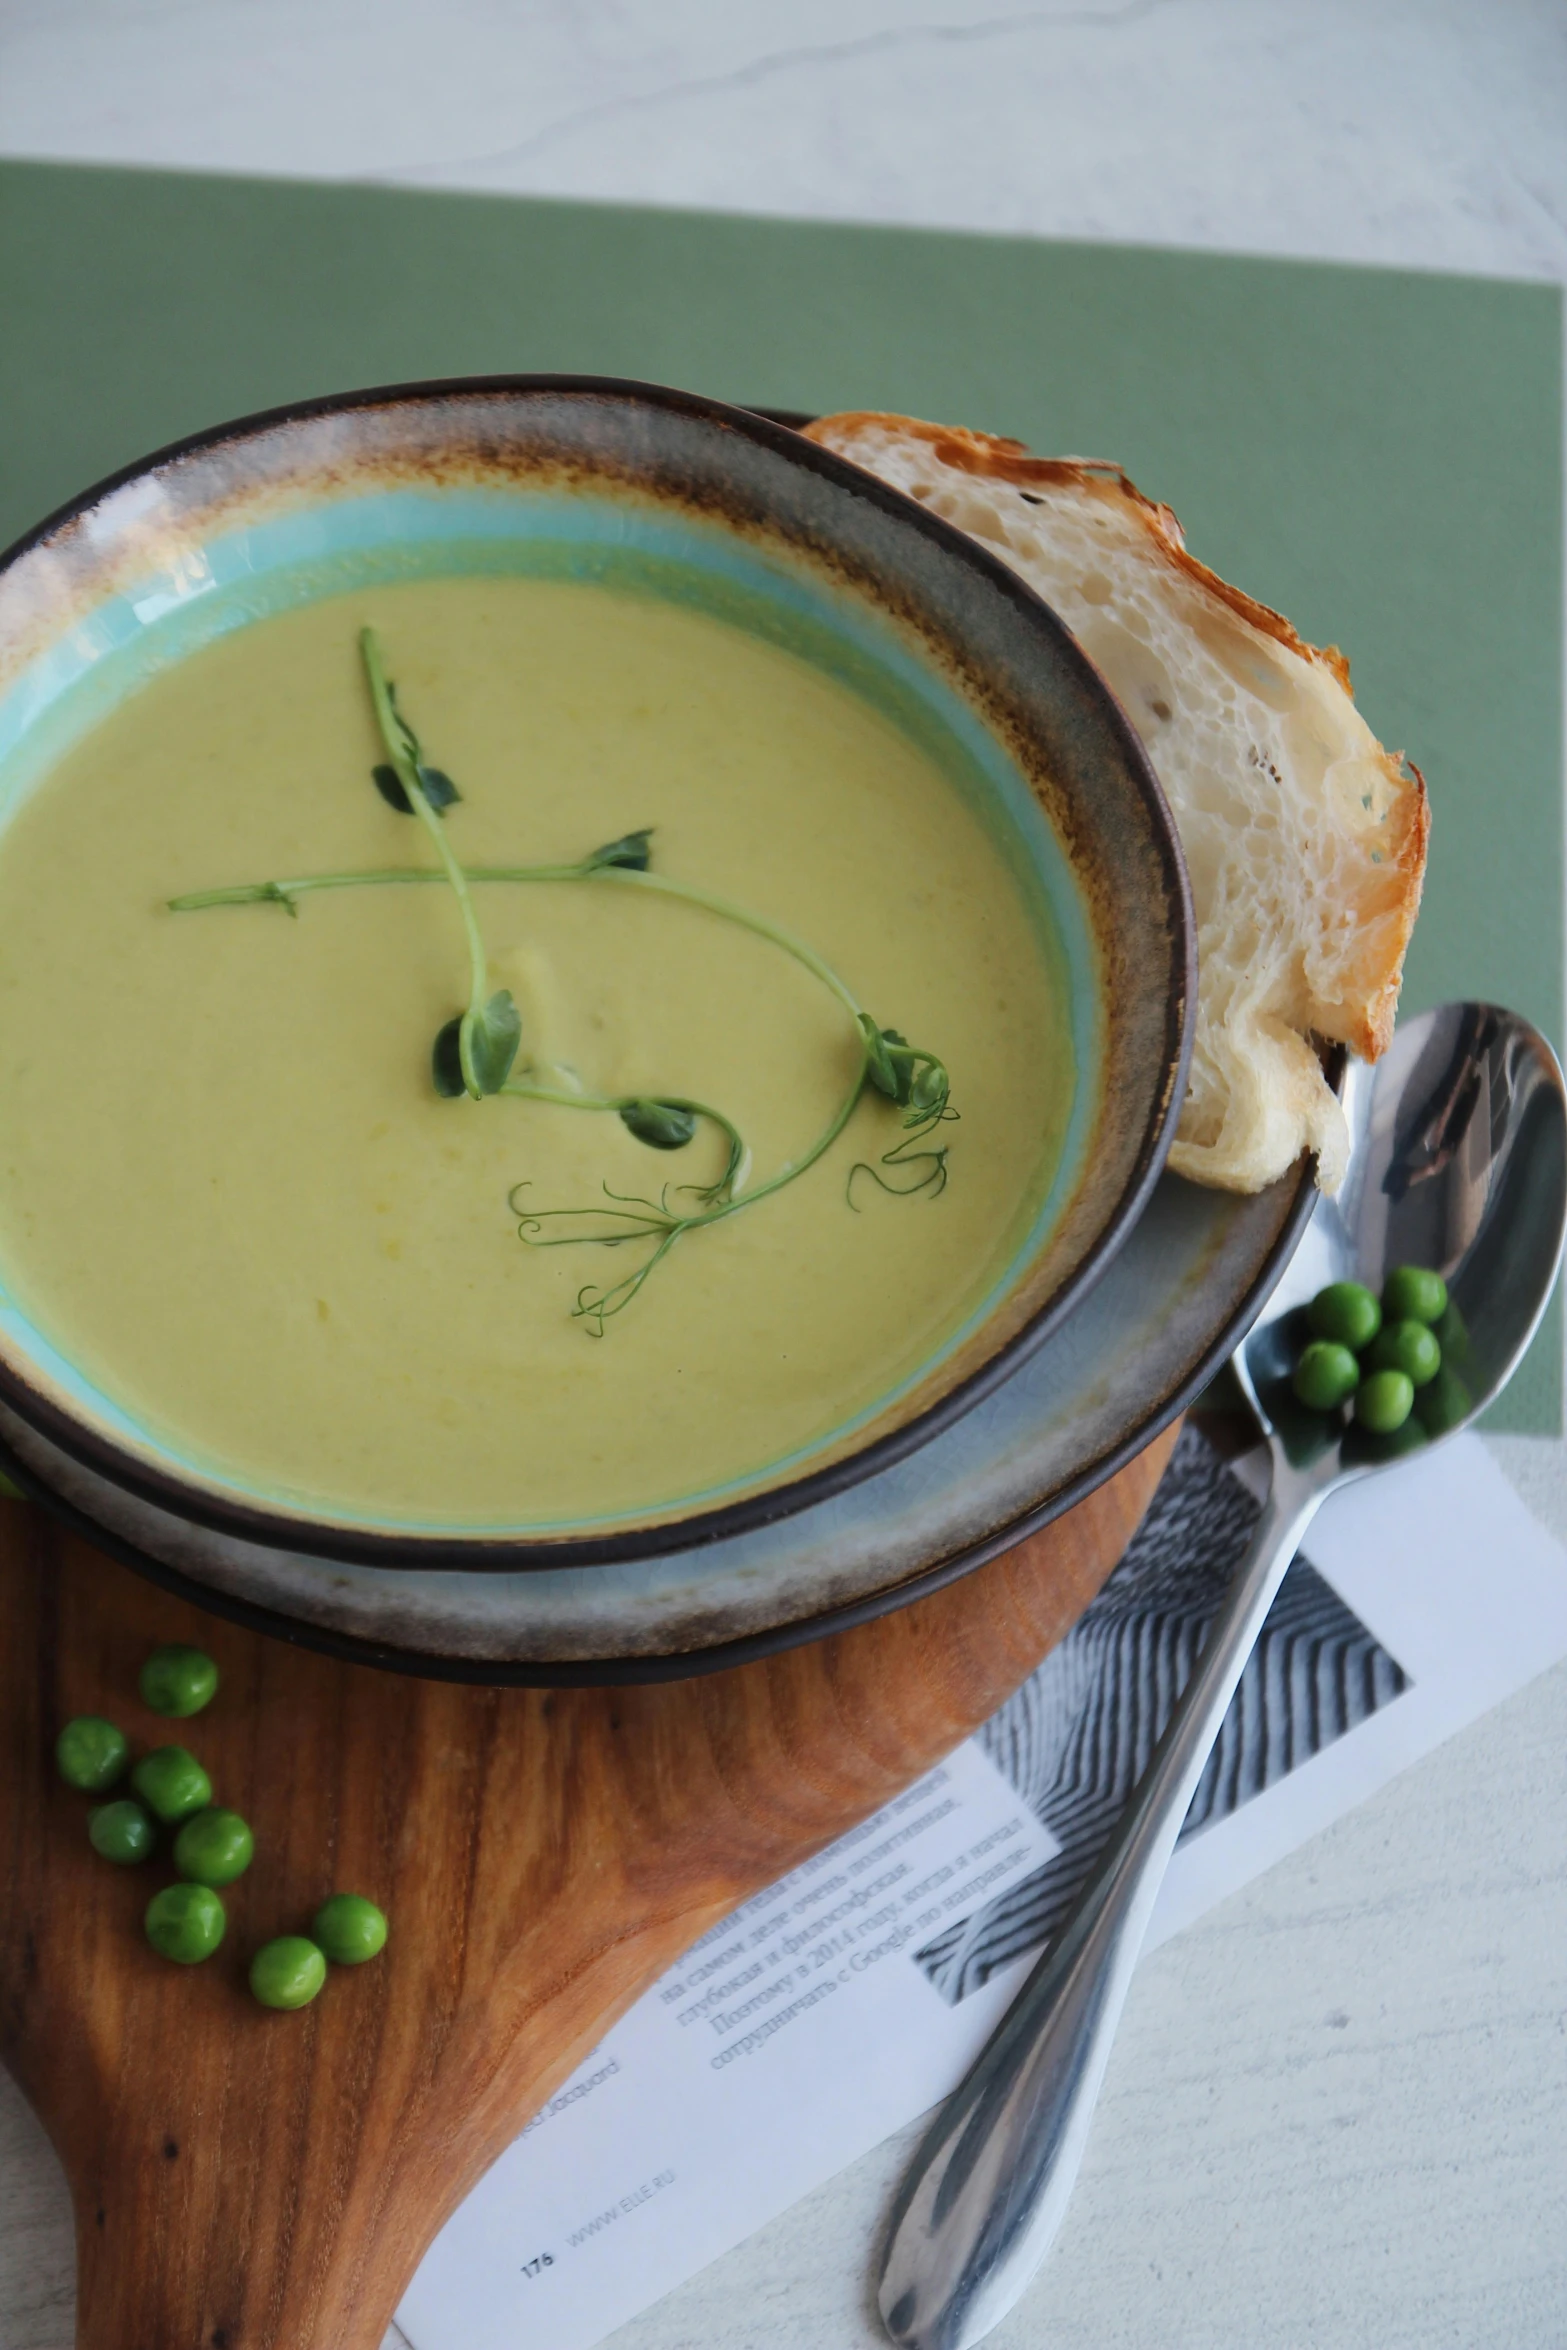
[3,6,1565,2344]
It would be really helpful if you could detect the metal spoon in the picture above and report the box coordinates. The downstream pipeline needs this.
[878,1001,1567,2350]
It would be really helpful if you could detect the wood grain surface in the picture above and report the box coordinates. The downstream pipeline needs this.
[0,1428,1174,2350]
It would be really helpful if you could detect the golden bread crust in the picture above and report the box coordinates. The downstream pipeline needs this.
[805,409,1428,1090]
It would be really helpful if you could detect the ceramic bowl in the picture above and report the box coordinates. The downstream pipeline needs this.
[0,378,1193,1569]
[0,1156,1313,1679]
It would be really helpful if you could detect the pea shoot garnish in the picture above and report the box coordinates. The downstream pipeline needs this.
[511,1018,955,1335]
[848,1023,955,1206]
[167,628,957,1332]
[360,628,520,1102]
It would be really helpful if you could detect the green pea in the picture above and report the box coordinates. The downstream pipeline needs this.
[1306,1281,1382,1351]
[55,1716,129,1794]
[250,1936,328,2011]
[172,1806,254,1888]
[1366,1319,1442,1388]
[1355,1367,1414,1434]
[130,1745,211,1826]
[88,1798,155,1866]
[1291,1340,1360,1412]
[312,1893,388,1966]
[139,1644,219,1719]
[145,1881,225,1964]
[1382,1265,1448,1325]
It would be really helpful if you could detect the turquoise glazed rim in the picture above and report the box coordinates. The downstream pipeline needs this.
[0,378,1193,1569]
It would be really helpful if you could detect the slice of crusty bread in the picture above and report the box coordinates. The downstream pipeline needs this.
[803,412,1428,1195]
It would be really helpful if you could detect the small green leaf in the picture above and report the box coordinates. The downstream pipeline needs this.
[465,990,522,1096]
[586,829,654,872]
[620,1099,697,1150]
[372,762,460,816]
[908,1059,950,1120]
[431,1016,466,1097]
[418,766,461,811]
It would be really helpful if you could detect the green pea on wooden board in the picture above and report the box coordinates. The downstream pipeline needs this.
[55,1716,128,1794]
[52,1638,398,2015]
[139,1644,219,1718]
[145,1882,226,1964]
[313,1893,388,1965]
[131,1745,212,1825]
[88,1798,155,1866]
[172,1806,254,1887]
[250,1937,328,2010]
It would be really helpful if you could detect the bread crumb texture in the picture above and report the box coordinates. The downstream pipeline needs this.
[804,414,1428,1197]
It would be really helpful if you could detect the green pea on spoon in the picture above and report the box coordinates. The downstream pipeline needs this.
[878,1002,1567,2350]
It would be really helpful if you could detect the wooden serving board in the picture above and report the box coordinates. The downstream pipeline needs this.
[0,1426,1175,2350]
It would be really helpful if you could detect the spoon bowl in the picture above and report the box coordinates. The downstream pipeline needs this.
[877,1000,1567,2350]
[1240,1001,1567,1466]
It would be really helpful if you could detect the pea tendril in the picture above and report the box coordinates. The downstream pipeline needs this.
[512,1044,873,1335]
[167,631,955,1331]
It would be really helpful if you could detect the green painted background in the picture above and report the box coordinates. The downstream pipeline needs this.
[1,159,1561,1426]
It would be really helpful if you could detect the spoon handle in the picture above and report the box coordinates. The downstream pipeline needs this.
[878,1460,1327,2350]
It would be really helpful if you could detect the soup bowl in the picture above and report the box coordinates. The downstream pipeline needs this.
[0,378,1193,1571]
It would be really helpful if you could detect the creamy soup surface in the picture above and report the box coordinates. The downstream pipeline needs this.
[0,577,1075,1525]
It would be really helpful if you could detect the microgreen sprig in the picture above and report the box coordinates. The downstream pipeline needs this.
[503,1078,747,1205]
[511,1037,870,1334]
[170,848,862,1022]
[848,1021,957,1203]
[167,634,955,1332]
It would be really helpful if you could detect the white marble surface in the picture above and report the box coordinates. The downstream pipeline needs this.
[3,0,1566,280]
[2,3,1565,2344]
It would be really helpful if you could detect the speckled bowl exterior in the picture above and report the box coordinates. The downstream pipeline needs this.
[0,378,1193,1570]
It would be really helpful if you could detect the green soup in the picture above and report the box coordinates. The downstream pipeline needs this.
[0,575,1074,1526]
